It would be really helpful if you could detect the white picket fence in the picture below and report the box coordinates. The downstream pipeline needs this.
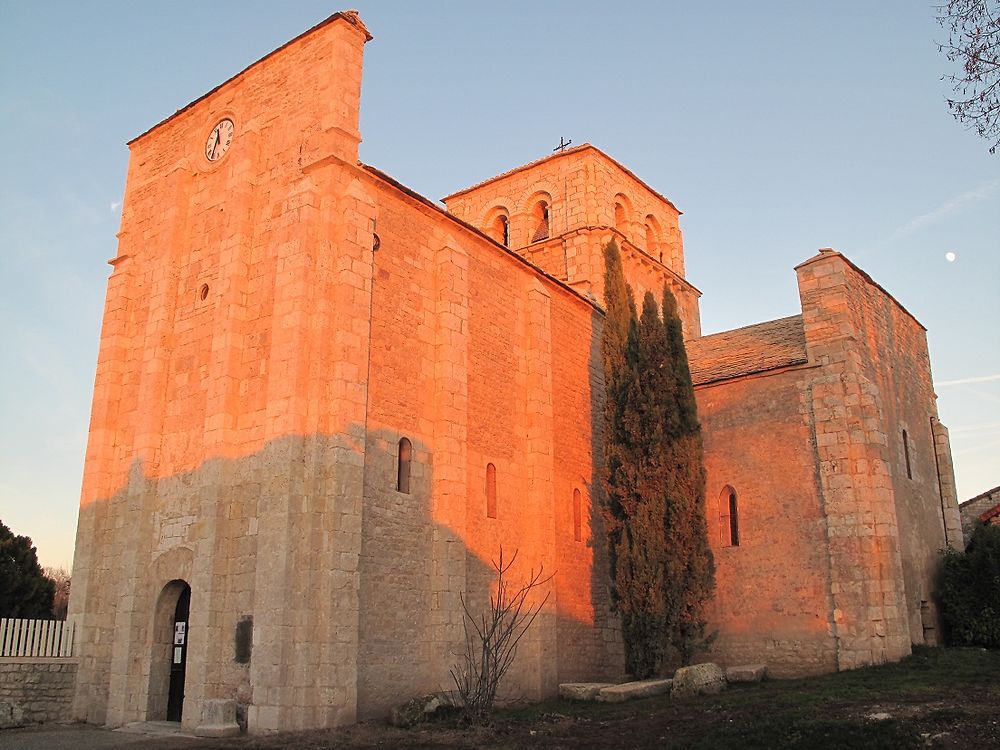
[0,618,75,658]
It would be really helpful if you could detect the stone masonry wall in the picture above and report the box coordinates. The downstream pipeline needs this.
[932,419,965,548]
[692,248,957,673]
[695,368,838,676]
[0,659,78,727]
[442,146,701,337]
[355,166,622,718]
[835,256,956,646]
[69,13,374,734]
[795,249,954,667]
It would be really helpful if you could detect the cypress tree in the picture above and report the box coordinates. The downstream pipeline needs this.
[661,287,715,664]
[601,241,662,677]
[600,239,715,677]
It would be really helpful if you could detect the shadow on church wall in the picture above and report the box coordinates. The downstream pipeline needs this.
[69,422,623,729]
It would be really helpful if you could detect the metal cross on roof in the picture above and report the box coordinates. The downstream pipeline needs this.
[553,137,573,152]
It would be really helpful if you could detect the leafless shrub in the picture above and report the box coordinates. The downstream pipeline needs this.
[450,547,552,725]
[44,566,71,620]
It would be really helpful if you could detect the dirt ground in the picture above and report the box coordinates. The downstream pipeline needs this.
[201,647,1000,749]
[204,693,998,749]
[13,647,997,750]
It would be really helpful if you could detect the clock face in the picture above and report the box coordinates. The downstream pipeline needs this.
[205,119,234,162]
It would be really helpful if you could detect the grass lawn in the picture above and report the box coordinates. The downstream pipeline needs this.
[200,646,999,749]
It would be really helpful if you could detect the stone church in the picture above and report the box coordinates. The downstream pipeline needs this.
[67,11,964,735]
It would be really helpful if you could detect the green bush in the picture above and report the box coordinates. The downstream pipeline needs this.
[936,523,1000,648]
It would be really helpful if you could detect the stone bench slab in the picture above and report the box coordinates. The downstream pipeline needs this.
[726,664,767,683]
[558,682,615,701]
[597,678,673,703]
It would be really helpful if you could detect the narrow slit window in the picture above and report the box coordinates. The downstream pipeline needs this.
[486,463,497,518]
[729,490,740,546]
[902,429,912,479]
[397,437,412,494]
[720,486,740,547]
[572,488,582,542]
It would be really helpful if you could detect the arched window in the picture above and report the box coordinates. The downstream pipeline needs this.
[614,202,626,231]
[572,488,582,542]
[397,438,412,494]
[720,486,740,547]
[487,208,510,247]
[531,200,549,243]
[613,194,632,236]
[645,214,661,258]
[486,463,498,518]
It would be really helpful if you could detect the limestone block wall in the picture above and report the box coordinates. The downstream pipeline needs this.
[797,252,909,669]
[442,146,701,337]
[829,258,953,646]
[691,248,958,674]
[796,249,953,665]
[444,145,682,266]
[353,167,622,718]
[696,369,838,676]
[69,13,375,734]
[548,300,624,683]
[932,419,964,548]
[800,252,955,643]
[0,659,78,727]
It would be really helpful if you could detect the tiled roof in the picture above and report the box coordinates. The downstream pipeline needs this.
[958,485,1000,508]
[686,315,808,386]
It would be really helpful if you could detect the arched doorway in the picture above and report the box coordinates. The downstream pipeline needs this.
[148,580,191,722]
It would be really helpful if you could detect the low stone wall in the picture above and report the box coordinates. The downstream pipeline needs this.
[0,657,78,728]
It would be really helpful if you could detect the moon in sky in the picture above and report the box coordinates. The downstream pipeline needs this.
[945,251,957,262]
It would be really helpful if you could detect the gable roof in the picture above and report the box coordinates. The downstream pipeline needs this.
[796,248,925,331]
[128,11,371,145]
[686,315,808,386]
[359,162,602,314]
[442,143,682,215]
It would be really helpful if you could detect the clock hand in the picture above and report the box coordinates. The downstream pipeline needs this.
[212,129,220,158]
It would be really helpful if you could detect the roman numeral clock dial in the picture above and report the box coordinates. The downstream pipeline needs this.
[205,118,234,161]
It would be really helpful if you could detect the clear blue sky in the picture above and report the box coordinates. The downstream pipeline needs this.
[1,2,997,569]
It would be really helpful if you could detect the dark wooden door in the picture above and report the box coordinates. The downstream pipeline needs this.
[166,585,191,722]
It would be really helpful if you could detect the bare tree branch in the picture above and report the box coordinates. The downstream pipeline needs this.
[938,0,1000,153]
[449,546,553,725]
